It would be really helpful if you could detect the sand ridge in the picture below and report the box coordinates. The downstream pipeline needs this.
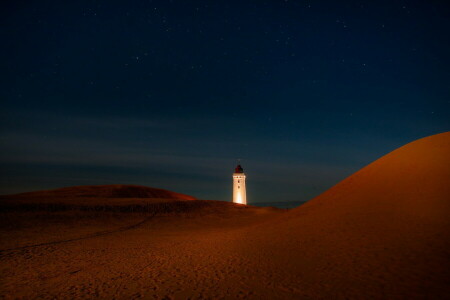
[2,184,196,201]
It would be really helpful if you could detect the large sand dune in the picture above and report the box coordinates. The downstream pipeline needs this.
[1,133,449,299]
[234,132,450,298]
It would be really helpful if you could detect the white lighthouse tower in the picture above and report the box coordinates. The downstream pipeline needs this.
[232,164,247,205]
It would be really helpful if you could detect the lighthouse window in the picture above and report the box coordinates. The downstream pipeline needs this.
[238,180,240,183]
[238,186,240,189]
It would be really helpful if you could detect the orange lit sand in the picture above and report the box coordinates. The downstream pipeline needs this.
[1,132,449,299]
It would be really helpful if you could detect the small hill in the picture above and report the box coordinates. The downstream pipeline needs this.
[2,184,196,200]
[0,184,197,212]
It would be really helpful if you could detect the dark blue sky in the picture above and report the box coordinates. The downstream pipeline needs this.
[1,0,449,202]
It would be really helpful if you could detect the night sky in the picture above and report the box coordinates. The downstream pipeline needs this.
[1,1,449,203]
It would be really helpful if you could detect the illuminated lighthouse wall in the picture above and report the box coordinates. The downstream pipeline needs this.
[232,165,247,205]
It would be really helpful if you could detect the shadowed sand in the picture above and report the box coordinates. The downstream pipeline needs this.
[1,133,449,299]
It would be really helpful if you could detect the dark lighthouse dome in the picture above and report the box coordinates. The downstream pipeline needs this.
[234,164,244,173]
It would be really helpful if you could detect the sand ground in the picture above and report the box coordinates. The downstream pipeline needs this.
[1,200,448,299]
[1,204,288,299]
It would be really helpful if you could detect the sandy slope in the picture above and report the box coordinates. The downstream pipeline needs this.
[234,132,450,298]
[1,132,449,299]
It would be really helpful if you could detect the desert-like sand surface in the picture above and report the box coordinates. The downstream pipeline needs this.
[1,132,449,299]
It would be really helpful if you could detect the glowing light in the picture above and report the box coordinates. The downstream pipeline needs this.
[236,192,242,204]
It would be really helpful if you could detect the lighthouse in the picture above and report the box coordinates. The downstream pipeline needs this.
[232,164,247,205]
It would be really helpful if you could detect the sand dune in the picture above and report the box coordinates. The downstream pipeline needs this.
[3,184,196,201]
[1,133,449,299]
[234,131,450,298]
[0,184,198,213]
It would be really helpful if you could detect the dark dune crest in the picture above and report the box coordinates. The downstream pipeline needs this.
[3,184,196,200]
